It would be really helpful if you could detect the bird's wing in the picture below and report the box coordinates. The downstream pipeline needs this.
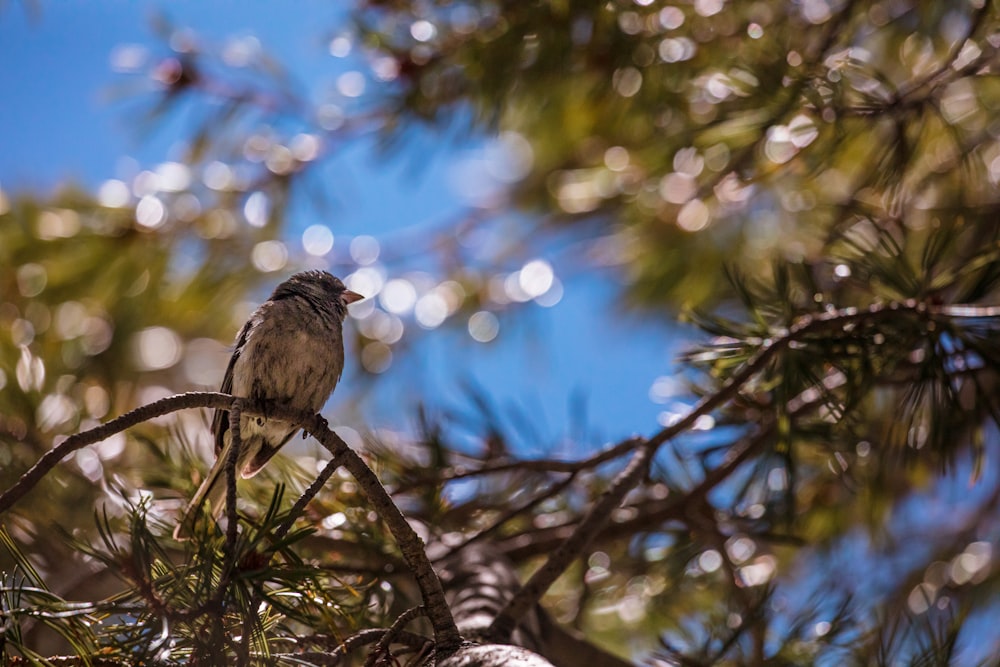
[212,316,255,454]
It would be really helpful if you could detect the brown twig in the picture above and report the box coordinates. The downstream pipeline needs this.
[0,391,237,515]
[0,391,461,654]
[365,605,428,667]
[302,419,463,653]
[500,422,771,562]
[489,300,933,640]
[274,448,351,541]
[272,628,431,666]
[225,402,242,551]
[488,439,655,640]
[391,437,643,496]
[444,470,580,557]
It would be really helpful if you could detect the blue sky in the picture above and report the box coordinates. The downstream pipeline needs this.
[0,1,684,449]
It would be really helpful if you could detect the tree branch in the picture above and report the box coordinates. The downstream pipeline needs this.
[225,402,242,551]
[365,605,428,667]
[490,300,933,639]
[0,391,461,655]
[0,391,237,515]
[302,418,463,653]
[488,439,654,640]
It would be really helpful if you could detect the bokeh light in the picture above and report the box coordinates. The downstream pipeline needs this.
[357,310,405,344]
[737,556,776,587]
[677,199,710,232]
[414,292,448,329]
[202,161,234,190]
[350,235,381,265]
[244,191,270,227]
[361,341,393,373]
[604,146,630,172]
[36,393,76,432]
[658,37,696,63]
[659,173,697,204]
[698,550,722,573]
[132,326,182,371]
[410,19,437,42]
[518,259,554,299]
[251,240,288,272]
[109,43,148,72]
[37,209,80,239]
[15,347,45,392]
[301,224,334,256]
[265,145,295,175]
[337,71,366,97]
[379,278,417,315]
[135,195,166,229]
[290,133,322,162]
[346,265,385,298]
[612,66,643,97]
[534,278,563,307]
[488,131,534,183]
[155,161,191,192]
[329,34,351,57]
[16,263,47,298]
[222,35,261,67]
[468,311,499,343]
[97,179,131,207]
[172,193,202,222]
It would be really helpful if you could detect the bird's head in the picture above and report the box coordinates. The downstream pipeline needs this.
[274,270,364,318]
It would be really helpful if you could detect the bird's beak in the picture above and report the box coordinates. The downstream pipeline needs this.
[342,290,365,305]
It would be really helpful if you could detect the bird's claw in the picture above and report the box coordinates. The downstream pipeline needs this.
[308,414,330,437]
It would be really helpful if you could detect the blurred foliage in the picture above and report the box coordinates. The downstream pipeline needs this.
[3,0,1000,665]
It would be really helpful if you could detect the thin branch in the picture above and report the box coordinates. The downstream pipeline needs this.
[0,391,461,654]
[365,605,427,667]
[489,438,655,640]
[274,448,351,541]
[445,471,580,557]
[272,628,431,666]
[225,402,242,551]
[303,420,463,653]
[392,437,643,495]
[500,423,770,562]
[490,300,934,639]
[0,392,237,515]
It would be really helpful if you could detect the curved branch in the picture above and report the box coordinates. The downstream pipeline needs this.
[275,449,352,541]
[490,300,933,639]
[273,628,431,666]
[365,605,427,667]
[488,439,654,640]
[0,391,237,515]
[0,391,461,653]
[392,437,644,495]
[302,419,463,652]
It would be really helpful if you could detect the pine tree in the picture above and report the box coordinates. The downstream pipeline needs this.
[3,1,1000,664]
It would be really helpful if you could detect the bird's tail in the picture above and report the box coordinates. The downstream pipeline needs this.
[173,443,232,541]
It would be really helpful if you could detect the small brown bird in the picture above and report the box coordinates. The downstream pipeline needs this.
[174,270,363,540]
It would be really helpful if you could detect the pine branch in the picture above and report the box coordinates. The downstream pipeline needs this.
[0,391,462,655]
[365,605,427,667]
[302,421,463,652]
[490,300,938,639]
[0,391,237,514]
[225,402,242,551]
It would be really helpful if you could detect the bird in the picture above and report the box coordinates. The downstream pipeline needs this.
[174,270,363,540]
